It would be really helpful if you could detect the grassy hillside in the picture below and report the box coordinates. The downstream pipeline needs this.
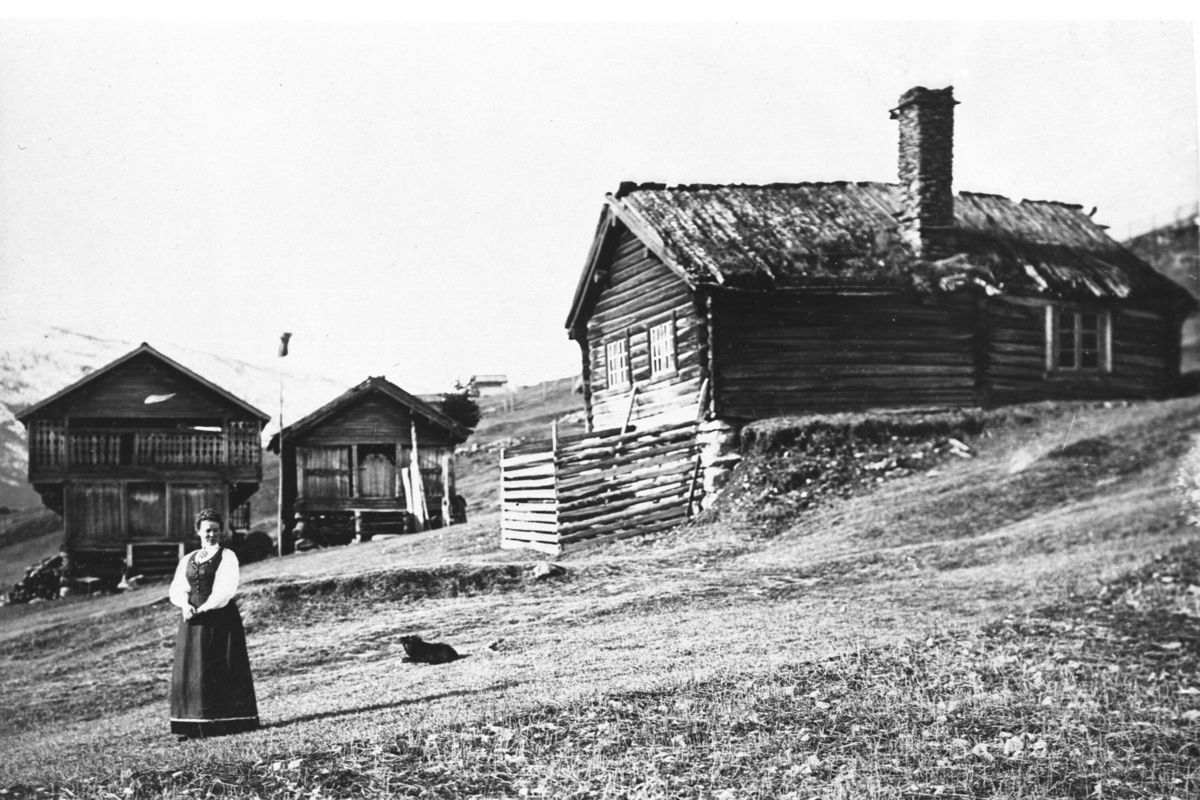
[0,509,64,593]
[452,376,586,521]
[1,393,1198,797]
[1125,215,1200,372]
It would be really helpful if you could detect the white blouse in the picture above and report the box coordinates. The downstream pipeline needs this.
[169,548,241,612]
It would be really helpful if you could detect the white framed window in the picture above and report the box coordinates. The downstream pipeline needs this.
[649,319,676,376]
[605,337,630,389]
[1045,306,1111,373]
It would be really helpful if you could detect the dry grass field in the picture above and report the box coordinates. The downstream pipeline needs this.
[1,394,1198,798]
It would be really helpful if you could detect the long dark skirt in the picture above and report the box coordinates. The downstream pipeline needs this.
[170,601,259,737]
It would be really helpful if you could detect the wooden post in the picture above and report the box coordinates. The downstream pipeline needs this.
[295,448,305,503]
[164,481,173,542]
[401,469,414,515]
[440,450,452,526]
[621,384,639,435]
[277,369,285,558]
[551,419,559,451]
[395,440,404,501]
[1044,304,1055,372]
[696,377,710,421]
[685,455,703,519]
[410,421,428,529]
[118,479,128,554]
[447,452,458,524]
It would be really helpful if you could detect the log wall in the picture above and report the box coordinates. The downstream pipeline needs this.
[585,228,705,430]
[499,420,702,554]
[63,480,227,549]
[713,291,979,418]
[498,446,559,554]
[282,394,461,541]
[984,297,1178,404]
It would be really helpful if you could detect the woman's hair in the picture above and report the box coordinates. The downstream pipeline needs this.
[194,508,225,531]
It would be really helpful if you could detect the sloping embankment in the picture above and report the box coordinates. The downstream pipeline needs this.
[706,400,1200,536]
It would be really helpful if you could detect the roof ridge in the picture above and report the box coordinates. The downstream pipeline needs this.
[615,180,898,196]
[957,191,1012,201]
[1020,198,1085,210]
[267,375,470,452]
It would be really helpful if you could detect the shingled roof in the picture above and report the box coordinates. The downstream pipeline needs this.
[597,181,1194,309]
[568,87,1197,333]
[266,376,470,452]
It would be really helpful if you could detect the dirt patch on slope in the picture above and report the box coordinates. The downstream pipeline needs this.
[708,401,1199,539]
[243,562,570,626]
[709,409,988,533]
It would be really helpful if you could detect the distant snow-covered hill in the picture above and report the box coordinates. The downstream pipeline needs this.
[0,318,349,510]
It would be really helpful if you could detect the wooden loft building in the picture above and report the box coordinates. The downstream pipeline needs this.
[16,344,269,585]
[268,376,471,551]
[566,87,1197,431]
[468,374,509,397]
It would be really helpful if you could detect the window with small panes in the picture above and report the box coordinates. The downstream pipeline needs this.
[1047,306,1111,373]
[605,337,630,388]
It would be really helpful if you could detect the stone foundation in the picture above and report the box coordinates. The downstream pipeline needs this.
[697,419,741,509]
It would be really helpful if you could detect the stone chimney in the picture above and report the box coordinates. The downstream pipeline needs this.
[890,86,959,260]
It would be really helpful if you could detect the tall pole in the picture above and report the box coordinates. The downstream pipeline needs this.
[277,332,291,557]
[277,367,284,558]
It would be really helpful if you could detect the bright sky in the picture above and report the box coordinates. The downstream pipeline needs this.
[1,7,1197,393]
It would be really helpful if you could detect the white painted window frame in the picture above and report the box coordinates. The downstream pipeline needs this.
[649,318,676,377]
[605,336,630,389]
[1044,305,1112,374]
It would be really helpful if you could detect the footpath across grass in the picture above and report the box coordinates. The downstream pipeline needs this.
[9,541,1197,800]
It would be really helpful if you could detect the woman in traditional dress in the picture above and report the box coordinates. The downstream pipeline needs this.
[169,508,260,739]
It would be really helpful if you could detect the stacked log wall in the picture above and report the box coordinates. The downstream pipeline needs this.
[553,421,700,550]
[498,445,559,554]
[984,297,1176,404]
[281,392,463,547]
[585,228,704,430]
[713,291,978,418]
[499,421,702,554]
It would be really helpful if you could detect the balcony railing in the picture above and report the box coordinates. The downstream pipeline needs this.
[27,419,261,471]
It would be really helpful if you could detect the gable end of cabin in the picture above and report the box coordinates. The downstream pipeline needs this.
[573,224,707,431]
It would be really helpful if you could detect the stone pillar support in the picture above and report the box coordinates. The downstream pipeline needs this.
[696,419,741,509]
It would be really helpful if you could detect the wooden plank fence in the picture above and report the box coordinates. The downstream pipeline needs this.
[500,419,702,554]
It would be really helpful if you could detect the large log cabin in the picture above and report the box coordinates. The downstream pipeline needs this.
[16,344,269,586]
[267,377,471,551]
[566,86,1198,431]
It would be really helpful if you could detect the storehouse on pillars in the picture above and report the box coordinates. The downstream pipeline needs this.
[565,86,1197,497]
[17,343,269,588]
[268,376,471,550]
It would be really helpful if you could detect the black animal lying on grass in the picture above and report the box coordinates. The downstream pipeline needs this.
[399,635,461,664]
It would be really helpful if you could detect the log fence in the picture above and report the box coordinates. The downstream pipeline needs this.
[500,419,701,554]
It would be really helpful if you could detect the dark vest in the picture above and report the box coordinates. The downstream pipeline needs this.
[186,548,225,609]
